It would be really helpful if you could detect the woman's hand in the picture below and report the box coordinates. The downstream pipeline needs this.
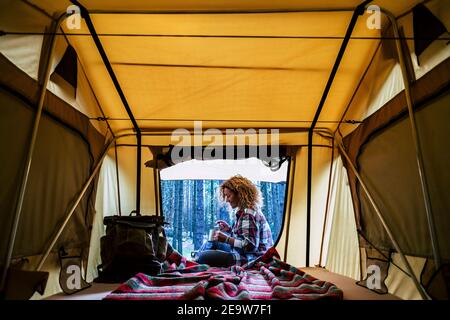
[215,220,231,232]
[213,231,229,243]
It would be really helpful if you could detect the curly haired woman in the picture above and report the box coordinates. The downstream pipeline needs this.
[195,175,273,267]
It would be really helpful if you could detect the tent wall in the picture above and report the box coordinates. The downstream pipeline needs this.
[112,146,156,216]
[356,88,450,258]
[281,136,333,267]
[325,156,361,281]
[30,147,150,299]
[327,5,449,299]
[321,156,427,300]
[0,53,106,158]
[339,34,401,137]
[0,47,105,298]
[340,59,450,299]
[47,37,111,137]
[384,254,425,300]
[322,157,431,303]
[86,151,121,285]
[0,87,92,256]
[84,146,157,282]
[343,58,450,256]
[0,86,101,299]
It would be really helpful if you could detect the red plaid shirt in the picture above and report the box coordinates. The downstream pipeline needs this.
[228,208,273,266]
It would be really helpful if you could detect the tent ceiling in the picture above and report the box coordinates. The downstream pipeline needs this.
[2,0,426,143]
[62,10,381,135]
[26,0,421,16]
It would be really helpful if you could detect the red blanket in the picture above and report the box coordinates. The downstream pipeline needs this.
[104,248,343,300]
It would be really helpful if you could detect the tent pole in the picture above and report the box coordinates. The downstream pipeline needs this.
[153,165,160,216]
[137,133,142,214]
[158,169,164,218]
[338,143,430,300]
[283,155,296,263]
[318,140,336,267]
[381,9,441,271]
[71,0,142,215]
[306,0,372,267]
[89,8,356,15]
[114,141,122,216]
[0,13,68,294]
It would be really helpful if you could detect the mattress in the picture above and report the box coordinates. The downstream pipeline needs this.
[300,267,400,300]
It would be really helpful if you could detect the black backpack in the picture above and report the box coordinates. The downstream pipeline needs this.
[95,212,167,283]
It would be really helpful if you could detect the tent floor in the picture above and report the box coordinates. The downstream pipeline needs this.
[45,268,400,300]
[300,267,400,300]
[45,283,120,300]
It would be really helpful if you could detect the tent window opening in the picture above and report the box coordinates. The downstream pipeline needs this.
[160,158,289,258]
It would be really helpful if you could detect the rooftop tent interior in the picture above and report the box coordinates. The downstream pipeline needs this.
[0,0,449,300]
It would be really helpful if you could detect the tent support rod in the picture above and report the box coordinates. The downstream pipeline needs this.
[36,133,135,271]
[114,141,122,216]
[338,143,430,300]
[150,149,162,216]
[157,170,164,217]
[305,0,372,267]
[89,8,356,15]
[137,133,142,214]
[381,8,441,271]
[71,0,142,215]
[318,140,336,267]
[0,13,68,293]
[113,143,332,149]
[283,156,296,263]
[153,165,160,216]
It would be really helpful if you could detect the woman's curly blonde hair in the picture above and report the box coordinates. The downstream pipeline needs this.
[220,175,261,210]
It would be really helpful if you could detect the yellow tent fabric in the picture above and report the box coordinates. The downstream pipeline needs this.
[6,0,418,138]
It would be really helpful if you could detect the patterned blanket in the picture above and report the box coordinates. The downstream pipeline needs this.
[104,248,343,300]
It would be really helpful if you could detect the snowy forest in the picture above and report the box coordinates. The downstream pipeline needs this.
[161,180,286,257]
